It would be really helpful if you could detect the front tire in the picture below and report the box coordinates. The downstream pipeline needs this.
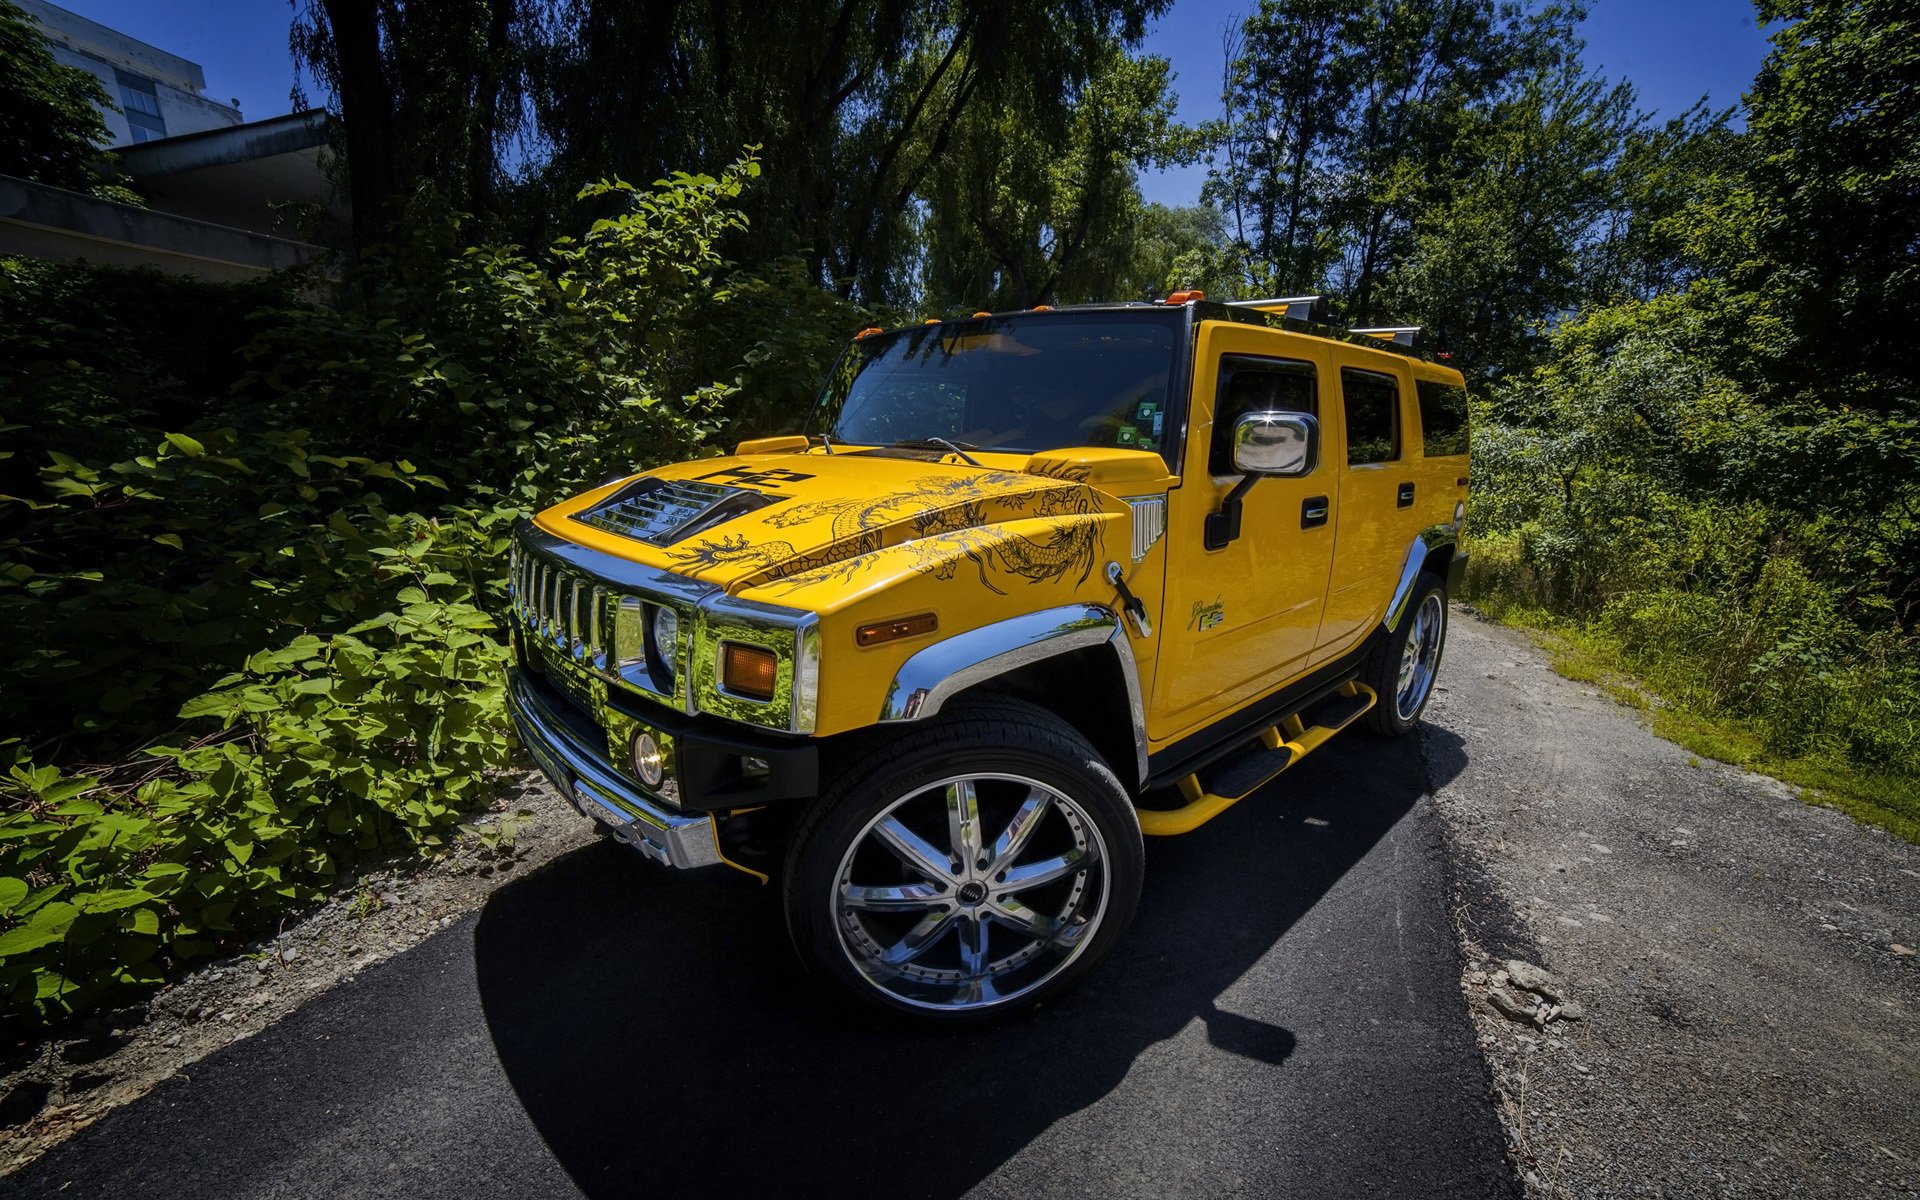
[783,699,1143,1023]
[1360,571,1448,736]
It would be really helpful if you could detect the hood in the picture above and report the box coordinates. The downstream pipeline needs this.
[535,450,1136,595]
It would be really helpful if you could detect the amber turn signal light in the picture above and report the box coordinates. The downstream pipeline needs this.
[721,642,779,700]
[856,613,938,647]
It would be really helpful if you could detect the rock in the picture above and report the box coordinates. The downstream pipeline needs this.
[1892,944,1916,957]
[280,948,300,964]
[1556,1000,1587,1021]
[1487,987,1540,1023]
[1505,959,1569,1003]
[163,1034,181,1049]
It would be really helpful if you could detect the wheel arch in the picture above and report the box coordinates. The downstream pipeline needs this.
[1386,526,1460,633]
[879,604,1147,790]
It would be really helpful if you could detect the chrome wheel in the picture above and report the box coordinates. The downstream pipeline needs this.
[831,772,1112,1012]
[1395,590,1446,721]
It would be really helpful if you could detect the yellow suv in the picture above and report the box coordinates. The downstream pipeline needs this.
[506,296,1470,1021]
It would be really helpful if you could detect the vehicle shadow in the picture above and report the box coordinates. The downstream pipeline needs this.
[474,728,1469,1199]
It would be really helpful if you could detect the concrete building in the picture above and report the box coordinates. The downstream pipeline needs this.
[0,2,342,279]
[17,0,243,146]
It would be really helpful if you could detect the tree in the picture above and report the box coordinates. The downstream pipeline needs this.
[1382,58,1638,380]
[919,43,1196,309]
[525,0,1169,302]
[1733,0,1920,410]
[292,0,532,248]
[0,0,114,192]
[1114,203,1243,301]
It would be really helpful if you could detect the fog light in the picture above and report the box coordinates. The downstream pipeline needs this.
[630,731,666,788]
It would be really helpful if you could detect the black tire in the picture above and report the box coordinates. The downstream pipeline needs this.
[1359,570,1448,737]
[783,696,1144,1024]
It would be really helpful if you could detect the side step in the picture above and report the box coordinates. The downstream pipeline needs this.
[1136,681,1377,837]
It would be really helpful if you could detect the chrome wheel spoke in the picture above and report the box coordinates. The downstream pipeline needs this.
[956,913,991,977]
[880,908,960,966]
[842,880,948,911]
[989,788,1052,869]
[874,816,950,882]
[985,895,1060,940]
[946,779,982,870]
[999,845,1097,893]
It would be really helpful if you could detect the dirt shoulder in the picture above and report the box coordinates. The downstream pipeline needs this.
[0,771,596,1175]
[1426,608,1920,1197]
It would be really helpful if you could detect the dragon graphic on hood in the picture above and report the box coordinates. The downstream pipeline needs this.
[665,472,1103,595]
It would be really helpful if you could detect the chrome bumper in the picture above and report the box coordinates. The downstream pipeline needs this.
[507,669,724,870]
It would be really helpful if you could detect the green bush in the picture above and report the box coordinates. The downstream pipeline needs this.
[0,534,511,1017]
[1466,294,1920,826]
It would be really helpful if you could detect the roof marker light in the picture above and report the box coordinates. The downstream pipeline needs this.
[855,327,883,339]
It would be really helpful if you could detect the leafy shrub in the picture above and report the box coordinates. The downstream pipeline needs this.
[0,530,511,1018]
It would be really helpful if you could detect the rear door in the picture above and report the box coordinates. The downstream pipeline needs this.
[1319,353,1419,653]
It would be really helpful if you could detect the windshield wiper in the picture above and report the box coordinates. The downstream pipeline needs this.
[892,438,983,466]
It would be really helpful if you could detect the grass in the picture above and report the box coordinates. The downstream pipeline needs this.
[1463,593,1920,847]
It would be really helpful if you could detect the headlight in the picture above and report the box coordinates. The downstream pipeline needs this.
[650,605,679,667]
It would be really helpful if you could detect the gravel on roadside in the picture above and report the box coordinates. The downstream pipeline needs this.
[1426,608,1920,1198]
[0,770,596,1176]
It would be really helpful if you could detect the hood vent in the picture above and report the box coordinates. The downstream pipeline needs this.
[571,477,778,546]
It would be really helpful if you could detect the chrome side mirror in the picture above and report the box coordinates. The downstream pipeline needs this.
[1207,411,1320,551]
[1232,411,1319,477]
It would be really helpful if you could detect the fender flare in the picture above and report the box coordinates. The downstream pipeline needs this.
[1385,525,1461,633]
[879,604,1148,789]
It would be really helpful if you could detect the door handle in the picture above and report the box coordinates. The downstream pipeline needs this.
[1397,482,1416,508]
[1301,496,1329,529]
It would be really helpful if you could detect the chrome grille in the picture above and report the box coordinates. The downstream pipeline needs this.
[1126,495,1167,561]
[510,540,608,669]
[574,478,774,545]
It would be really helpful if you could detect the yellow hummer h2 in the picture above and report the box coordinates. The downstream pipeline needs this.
[506,295,1470,1021]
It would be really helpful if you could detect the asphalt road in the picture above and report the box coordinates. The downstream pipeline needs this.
[13,681,1515,1199]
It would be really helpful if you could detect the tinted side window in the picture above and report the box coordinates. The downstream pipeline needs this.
[1416,379,1470,457]
[1211,355,1316,475]
[1340,367,1400,465]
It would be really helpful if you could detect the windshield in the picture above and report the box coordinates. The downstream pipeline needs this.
[811,311,1185,457]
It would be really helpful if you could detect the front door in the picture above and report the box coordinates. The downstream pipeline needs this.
[1151,323,1339,741]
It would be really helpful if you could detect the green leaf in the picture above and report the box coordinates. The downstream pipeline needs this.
[164,432,206,457]
[0,877,28,913]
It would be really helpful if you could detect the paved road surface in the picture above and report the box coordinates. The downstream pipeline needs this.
[14,631,1514,1199]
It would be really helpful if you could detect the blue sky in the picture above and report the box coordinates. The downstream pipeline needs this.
[56,0,1778,208]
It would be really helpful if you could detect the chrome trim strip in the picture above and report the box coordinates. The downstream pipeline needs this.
[507,670,721,869]
[516,519,721,603]
[880,604,1148,788]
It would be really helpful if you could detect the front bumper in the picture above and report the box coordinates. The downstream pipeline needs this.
[507,668,726,870]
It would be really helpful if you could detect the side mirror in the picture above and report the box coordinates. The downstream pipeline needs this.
[1232,411,1319,477]
[1207,411,1320,551]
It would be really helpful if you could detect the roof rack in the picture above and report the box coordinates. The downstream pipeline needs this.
[1227,296,1322,322]
[1349,325,1421,347]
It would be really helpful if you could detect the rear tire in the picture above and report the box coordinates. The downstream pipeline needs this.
[1360,571,1447,737]
[783,698,1143,1024]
